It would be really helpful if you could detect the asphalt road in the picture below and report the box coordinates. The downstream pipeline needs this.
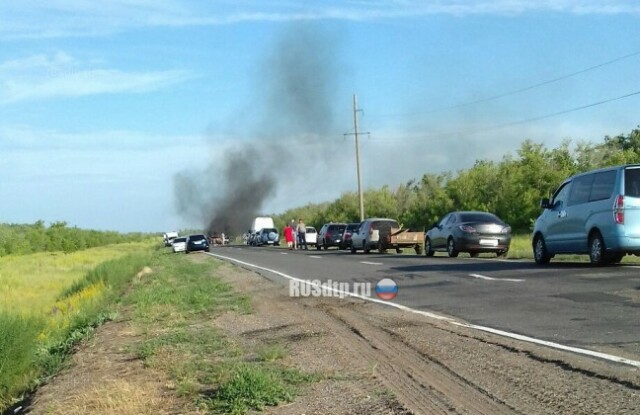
[205,245,640,361]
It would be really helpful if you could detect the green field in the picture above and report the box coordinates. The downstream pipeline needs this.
[1,242,315,414]
[0,242,153,411]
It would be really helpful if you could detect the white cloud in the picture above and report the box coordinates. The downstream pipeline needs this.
[0,52,192,104]
[1,1,639,39]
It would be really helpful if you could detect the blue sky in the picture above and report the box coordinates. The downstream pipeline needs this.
[1,1,639,232]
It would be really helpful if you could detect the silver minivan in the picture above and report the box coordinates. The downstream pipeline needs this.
[532,164,640,265]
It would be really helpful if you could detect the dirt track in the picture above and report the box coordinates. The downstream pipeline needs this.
[215,261,640,414]
[25,258,640,414]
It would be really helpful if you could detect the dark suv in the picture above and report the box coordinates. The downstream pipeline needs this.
[316,223,347,250]
[186,234,209,253]
[255,228,280,246]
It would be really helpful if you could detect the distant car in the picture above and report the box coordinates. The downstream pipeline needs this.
[172,236,187,253]
[186,234,209,253]
[425,211,511,258]
[248,231,259,246]
[339,223,360,250]
[163,231,179,246]
[305,226,317,246]
[350,218,400,253]
[255,228,280,246]
[317,223,347,250]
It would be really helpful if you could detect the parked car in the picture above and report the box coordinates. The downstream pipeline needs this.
[339,223,360,250]
[350,218,400,253]
[186,234,209,253]
[172,236,187,253]
[255,228,280,246]
[424,211,511,258]
[532,164,640,265]
[317,223,347,250]
[305,226,317,246]
[248,230,262,246]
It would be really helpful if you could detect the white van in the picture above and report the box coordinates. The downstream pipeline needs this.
[251,217,275,233]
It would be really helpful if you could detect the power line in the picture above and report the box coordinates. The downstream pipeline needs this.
[374,50,640,118]
[368,89,640,141]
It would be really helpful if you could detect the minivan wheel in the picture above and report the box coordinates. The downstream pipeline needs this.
[589,233,607,266]
[533,236,551,265]
[447,238,459,258]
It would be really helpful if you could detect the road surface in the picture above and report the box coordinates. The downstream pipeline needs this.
[206,245,640,364]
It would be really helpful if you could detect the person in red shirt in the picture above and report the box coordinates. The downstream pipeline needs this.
[283,223,295,250]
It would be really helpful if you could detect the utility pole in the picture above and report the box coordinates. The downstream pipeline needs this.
[353,94,365,221]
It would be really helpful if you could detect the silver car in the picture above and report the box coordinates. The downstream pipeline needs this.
[349,218,400,254]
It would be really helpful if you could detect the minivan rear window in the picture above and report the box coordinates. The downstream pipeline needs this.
[589,170,616,202]
[625,168,640,198]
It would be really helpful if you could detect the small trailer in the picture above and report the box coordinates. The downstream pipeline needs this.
[379,227,424,254]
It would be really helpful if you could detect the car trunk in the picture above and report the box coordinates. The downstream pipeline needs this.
[376,221,399,244]
[471,223,505,236]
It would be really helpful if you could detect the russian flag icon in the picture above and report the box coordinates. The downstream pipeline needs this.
[375,278,398,301]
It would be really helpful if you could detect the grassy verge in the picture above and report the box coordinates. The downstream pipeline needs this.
[0,243,153,411]
[125,251,317,414]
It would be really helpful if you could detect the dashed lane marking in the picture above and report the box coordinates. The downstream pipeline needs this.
[360,261,384,265]
[469,273,524,282]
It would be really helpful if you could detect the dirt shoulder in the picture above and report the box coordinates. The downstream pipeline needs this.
[24,254,640,414]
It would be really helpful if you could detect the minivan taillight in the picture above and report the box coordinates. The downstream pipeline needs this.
[614,194,624,224]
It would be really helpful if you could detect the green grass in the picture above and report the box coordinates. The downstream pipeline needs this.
[0,246,153,411]
[125,251,316,414]
[203,364,306,415]
[0,241,153,315]
[257,345,287,362]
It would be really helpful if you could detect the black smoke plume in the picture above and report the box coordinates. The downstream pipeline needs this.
[174,24,341,236]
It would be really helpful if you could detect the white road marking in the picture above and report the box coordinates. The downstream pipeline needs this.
[309,255,322,259]
[280,252,288,255]
[360,261,383,265]
[469,273,524,282]
[204,252,640,369]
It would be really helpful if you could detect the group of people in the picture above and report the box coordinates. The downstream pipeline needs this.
[283,219,308,250]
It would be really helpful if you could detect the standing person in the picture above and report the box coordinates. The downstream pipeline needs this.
[297,219,308,250]
[283,223,294,250]
[290,219,298,250]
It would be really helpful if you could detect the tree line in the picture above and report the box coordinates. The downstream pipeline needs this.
[273,127,640,233]
[0,221,148,256]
